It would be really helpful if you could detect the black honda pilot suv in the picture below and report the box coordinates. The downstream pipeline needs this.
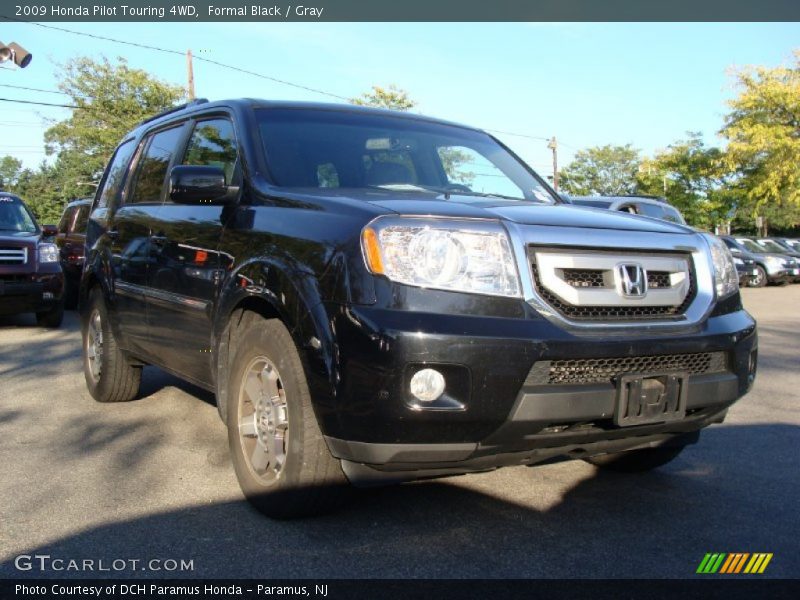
[80,99,757,518]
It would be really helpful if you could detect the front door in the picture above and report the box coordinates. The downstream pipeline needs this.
[145,117,239,385]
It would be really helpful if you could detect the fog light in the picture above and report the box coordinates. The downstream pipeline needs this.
[42,292,54,300]
[410,368,446,403]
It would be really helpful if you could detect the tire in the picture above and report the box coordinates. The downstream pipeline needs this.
[82,286,141,403]
[584,444,686,473]
[226,312,350,518]
[748,265,767,288]
[36,301,64,328]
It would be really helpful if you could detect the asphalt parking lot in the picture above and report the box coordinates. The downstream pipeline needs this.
[0,287,798,579]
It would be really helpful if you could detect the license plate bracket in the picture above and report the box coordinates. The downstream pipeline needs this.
[614,372,688,427]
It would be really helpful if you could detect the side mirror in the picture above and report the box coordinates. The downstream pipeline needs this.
[169,165,231,205]
[41,224,58,237]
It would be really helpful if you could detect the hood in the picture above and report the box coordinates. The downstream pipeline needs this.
[368,198,693,234]
[270,188,695,234]
[0,231,39,244]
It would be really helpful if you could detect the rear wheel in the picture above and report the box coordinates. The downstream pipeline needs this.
[226,313,350,518]
[584,445,686,473]
[748,265,767,288]
[36,301,64,328]
[82,287,141,402]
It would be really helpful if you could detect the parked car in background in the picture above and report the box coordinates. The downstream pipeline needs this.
[0,192,65,327]
[732,255,758,287]
[720,236,799,287]
[753,238,800,282]
[570,195,687,225]
[56,198,92,308]
[774,237,800,253]
[79,99,756,518]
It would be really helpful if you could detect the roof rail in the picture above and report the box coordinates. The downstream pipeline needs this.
[139,98,209,126]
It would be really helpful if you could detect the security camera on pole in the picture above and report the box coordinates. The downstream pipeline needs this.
[0,41,33,68]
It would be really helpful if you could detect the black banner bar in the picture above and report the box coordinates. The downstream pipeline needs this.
[3,579,800,600]
[1,0,800,22]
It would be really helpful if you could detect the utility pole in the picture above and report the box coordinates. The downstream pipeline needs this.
[548,136,559,192]
[186,49,195,101]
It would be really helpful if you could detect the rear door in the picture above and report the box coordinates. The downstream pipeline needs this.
[109,123,188,357]
[144,116,239,385]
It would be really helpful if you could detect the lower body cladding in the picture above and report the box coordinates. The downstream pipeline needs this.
[319,304,757,486]
[0,274,64,316]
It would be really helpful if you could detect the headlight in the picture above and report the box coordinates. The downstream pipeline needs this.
[704,235,738,299]
[361,217,522,297]
[38,243,59,263]
[765,256,783,268]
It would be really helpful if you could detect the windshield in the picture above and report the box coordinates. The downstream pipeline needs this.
[256,108,557,203]
[0,197,37,233]
[738,239,768,253]
[758,239,791,253]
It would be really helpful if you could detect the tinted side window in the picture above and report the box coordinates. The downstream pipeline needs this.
[129,126,185,204]
[636,203,667,220]
[182,119,238,183]
[95,139,136,209]
[58,207,75,232]
[73,205,89,233]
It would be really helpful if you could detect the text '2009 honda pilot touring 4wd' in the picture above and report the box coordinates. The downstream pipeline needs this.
[81,99,757,518]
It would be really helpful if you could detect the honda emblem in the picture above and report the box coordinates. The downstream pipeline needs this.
[617,263,647,297]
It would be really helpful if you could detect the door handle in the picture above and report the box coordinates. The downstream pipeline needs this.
[150,234,168,245]
[107,228,119,240]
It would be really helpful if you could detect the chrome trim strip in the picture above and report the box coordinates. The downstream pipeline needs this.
[114,281,208,311]
[503,222,715,332]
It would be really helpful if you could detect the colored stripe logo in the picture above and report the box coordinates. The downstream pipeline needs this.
[696,553,773,574]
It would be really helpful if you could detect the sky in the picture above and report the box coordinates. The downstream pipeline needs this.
[1,21,799,179]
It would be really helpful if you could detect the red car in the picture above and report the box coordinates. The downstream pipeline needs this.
[0,192,65,327]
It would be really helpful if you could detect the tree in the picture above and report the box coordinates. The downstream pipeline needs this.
[0,156,22,190]
[560,144,642,196]
[350,84,416,111]
[13,56,186,219]
[637,133,733,229]
[721,51,800,233]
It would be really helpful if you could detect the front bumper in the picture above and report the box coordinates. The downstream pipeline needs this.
[765,265,798,282]
[0,271,64,315]
[318,299,756,483]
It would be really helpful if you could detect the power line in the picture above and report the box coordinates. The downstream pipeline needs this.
[3,18,351,101]
[0,84,70,96]
[2,17,584,151]
[0,97,83,109]
[484,128,549,141]
[3,18,565,143]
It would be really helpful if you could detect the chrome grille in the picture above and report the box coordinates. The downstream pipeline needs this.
[526,351,728,386]
[0,247,27,265]
[529,247,696,321]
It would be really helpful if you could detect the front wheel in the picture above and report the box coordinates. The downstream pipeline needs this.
[748,265,767,288]
[584,445,686,473]
[82,287,141,402]
[226,312,350,519]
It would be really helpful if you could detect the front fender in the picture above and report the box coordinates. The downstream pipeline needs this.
[212,258,340,427]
